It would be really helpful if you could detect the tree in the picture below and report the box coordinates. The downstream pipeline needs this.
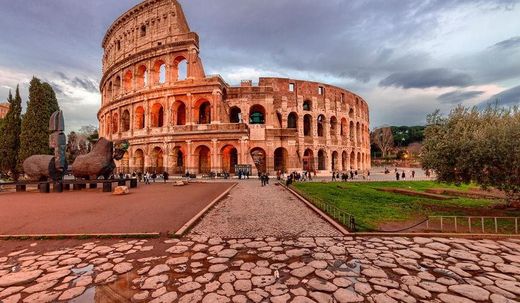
[78,125,99,152]
[371,127,394,158]
[421,106,520,206]
[0,87,22,179]
[18,77,60,168]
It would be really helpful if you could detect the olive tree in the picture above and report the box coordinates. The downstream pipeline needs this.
[421,106,520,206]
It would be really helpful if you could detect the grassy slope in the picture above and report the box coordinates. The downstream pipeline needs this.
[293,181,502,231]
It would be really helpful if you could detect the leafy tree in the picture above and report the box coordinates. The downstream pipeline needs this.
[421,106,520,206]
[18,77,60,168]
[78,125,99,152]
[0,87,22,179]
[391,126,425,146]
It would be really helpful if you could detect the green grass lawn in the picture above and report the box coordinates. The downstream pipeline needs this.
[293,181,516,232]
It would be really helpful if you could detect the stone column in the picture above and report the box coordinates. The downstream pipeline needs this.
[211,139,218,172]
[186,140,193,174]
[187,93,193,125]
[211,90,222,124]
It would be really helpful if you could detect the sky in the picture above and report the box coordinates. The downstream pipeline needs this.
[0,0,519,130]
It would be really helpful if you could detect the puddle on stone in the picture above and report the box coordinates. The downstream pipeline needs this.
[70,271,138,303]
[72,264,94,275]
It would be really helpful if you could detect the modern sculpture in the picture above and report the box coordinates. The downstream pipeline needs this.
[71,138,128,180]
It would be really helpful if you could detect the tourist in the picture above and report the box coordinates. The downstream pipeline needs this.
[350,171,354,180]
[367,170,371,180]
[401,171,406,180]
[163,171,169,182]
[395,171,400,181]
[411,170,416,179]
[137,171,142,182]
[265,173,270,185]
[152,172,157,182]
[144,172,150,184]
[332,172,336,182]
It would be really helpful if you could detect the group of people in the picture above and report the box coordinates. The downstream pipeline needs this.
[392,168,415,181]
[259,173,270,186]
[119,171,170,184]
[331,170,370,181]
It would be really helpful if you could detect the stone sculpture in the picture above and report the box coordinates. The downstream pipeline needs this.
[71,138,128,180]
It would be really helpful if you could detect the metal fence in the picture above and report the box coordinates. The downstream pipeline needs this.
[427,216,520,234]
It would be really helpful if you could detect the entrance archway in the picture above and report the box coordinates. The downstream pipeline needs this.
[274,147,288,173]
[304,115,312,136]
[134,149,144,173]
[170,147,185,174]
[196,100,211,124]
[318,149,326,170]
[287,112,298,129]
[135,106,145,129]
[229,106,241,123]
[350,151,356,170]
[303,149,314,171]
[151,147,164,172]
[173,101,186,125]
[250,147,267,173]
[331,151,338,171]
[195,145,211,174]
[151,103,164,127]
[342,151,348,171]
[221,145,238,173]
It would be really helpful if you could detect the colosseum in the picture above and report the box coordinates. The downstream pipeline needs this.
[98,0,371,176]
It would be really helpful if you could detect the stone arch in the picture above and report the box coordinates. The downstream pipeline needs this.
[249,104,266,125]
[330,116,338,137]
[357,152,362,170]
[135,106,145,129]
[112,113,119,134]
[195,99,211,124]
[104,115,111,135]
[303,100,312,111]
[304,114,312,136]
[123,70,133,92]
[303,149,315,171]
[229,106,242,123]
[350,151,356,170]
[276,111,283,128]
[349,108,354,119]
[250,147,267,173]
[107,81,113,100]
[153,59,167,84]
[174,56,188,81]
[317,114,325,137]
[151,103,164,127]
[170,146,185,174]
[318,149,326,170]
[121,109,130,132]
[356,122,361,143]
[113,76,121,97]
[350,121,355,139]
[151,147,164,172]
[342,151,348,171]
[136,65,148,88]
[287,112,298,129]
[331,151,339,171]
[221,145,238,174]
[134,149,145,173]
[195,145,211,174]
[274,147,288,173]
[340,118,347,136]
[173,101,186,125]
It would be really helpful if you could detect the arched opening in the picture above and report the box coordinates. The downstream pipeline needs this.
[123,70,133,92]
[174,57,188,81]
[249,105,266,125]
[250,147,267,173]
[350,121,355,139]
[357,152,362,170]
[274,147,288,173]
[303,149,314,171]
[304,114,312,136]
[303,100,312,111]
[356,122,361,143]
[113,76,121,97]
[151,147,164,173]
[276,111,283,128]
[173,101,186,125]
[317,115,325,137]
[135,106,145,129]
[330,116,337,137]
[340,118,347,136]
[170,147,185,174]
[342,151,348,171]
[287,112,298,129]
[136,65,148,88]
[151,103,164,127]
[229,106,242,123]
[112,113,119,134]
[318,149,326,170]
[121,110,130,132]
[104,116,110,135]
[153,60,167,84]
[221,145,238,174]
[349,108,354,119]
[107,82,113,100]
[331,151,338,171]
[134,149,145,173]
[121,151,130,174]
[350,151,356,170]
[196,100,211,124]
[195,145,211,174]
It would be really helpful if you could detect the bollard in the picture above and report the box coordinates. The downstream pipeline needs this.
[81,183,87,189]
[130,178,138,188]
[89,183,98,189]
[118,179,126,186]
[64,183,71,191]
[16,184,26,192]
[39,182,50,193]
[73,183,82,191]
[53,182,63,193]
[103,182,112,192]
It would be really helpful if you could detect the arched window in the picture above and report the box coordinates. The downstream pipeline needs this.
[318,150,326,170]
[113,76,121,97]
[350,121,355,139]
[173,101,186,125]
[121,110,130,132]
[153,60,166,85]
[303,149,314,171]
[123,70,133,92]
[196,101,211,124]
[249,105,266,125]
[330,116,337,136]
[151,147,164,172]
[151,103,164,127]
[229,106,242,123]
[135,106,145,129]
[287,112,298,129]
[342,151,348,171]
[107,81,113,100]
[174,56,188,81]
[356,122,361,143]
[134,149,145,172]
[340,118,347,136]
[317,115,325,137]
[349,108,354,119]
[303,100,311,111]
[304,114,312,136]
[112,113,119,134]
[140,25,147,37]
[136,65,147,89]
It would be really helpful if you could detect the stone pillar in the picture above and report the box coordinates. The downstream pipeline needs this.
[186,140,193,174]
[211,139,218,172]
[211,90,222,124]
[187,93,193,125]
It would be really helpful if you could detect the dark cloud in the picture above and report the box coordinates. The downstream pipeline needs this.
[71,77,98,93]
[437,90,485,104]
[490,36,520,50]
[379,69,474,89]
[482,85,520,106]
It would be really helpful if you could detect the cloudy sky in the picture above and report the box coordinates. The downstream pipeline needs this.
[0,0,519,130]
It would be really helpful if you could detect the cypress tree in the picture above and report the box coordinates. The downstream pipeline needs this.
[18,77,60,167]
[0,87,22,179]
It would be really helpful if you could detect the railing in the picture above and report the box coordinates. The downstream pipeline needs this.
[426,216,520,234]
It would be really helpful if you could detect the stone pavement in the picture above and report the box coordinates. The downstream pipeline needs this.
[190,181,342,238]
[1,235,520,302]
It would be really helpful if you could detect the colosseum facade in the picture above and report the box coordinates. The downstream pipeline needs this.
[98,0,371,176]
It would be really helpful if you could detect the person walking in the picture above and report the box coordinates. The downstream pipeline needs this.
[395,171,400,181]
[401,171,406,180]
[332,172,336,182]
[411,170,416,179]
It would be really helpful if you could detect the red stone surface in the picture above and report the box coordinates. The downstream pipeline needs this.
[0,182,233,235]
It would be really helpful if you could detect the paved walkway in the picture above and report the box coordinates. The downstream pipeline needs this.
[190,181,342,238]
[1,236,520,302]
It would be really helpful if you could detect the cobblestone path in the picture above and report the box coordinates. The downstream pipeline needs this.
[190,181,342,238]
[1,236,520,302]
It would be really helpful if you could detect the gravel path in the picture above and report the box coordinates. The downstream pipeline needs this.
[190,181,342,238]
